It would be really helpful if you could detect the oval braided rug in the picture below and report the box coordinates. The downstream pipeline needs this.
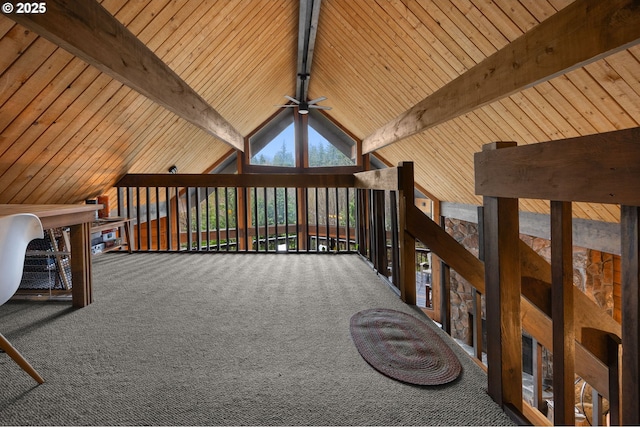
[350,308,462,385]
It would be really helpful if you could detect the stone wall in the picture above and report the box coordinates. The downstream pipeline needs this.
[444,218,618,344]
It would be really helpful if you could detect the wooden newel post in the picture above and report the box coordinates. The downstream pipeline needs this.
[621,205,640,426]
[481,142,523,411]
[551,200,575,426]
[398,161,416,305]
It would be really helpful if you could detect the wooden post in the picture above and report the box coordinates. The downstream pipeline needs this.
[356,188,367,257]
[297,188,308,251]
[398,161,416,305]
[551,200,575,426]
[429,200,442,320]
[236,149,247,251]
[475,206,485,360]
[481,141,522,410]
[620,205,640,425]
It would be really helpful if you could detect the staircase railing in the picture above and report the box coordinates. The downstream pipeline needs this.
[470,127,640,425]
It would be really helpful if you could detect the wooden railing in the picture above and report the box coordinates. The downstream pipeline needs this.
[471,127,640,425]
[113,165,420,298]
[111,146,636,426]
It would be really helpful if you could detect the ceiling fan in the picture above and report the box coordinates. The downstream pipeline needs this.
[275,95,332,114]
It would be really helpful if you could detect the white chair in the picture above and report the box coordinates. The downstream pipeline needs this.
[0,213,45,384]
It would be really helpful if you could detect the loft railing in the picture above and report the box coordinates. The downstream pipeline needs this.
[113,165,421,299]
[470,127,640,426]
[115,185,359,253]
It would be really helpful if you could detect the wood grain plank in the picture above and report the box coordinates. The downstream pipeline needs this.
[0,58,90,161]
[2,0,244,150]
[46,1,227,201]
[0,20,38,75]
[0,38,61,125]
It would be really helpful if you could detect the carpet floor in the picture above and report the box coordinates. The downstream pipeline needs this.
[0,252,513,425]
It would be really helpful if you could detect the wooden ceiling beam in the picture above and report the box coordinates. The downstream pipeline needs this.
[2,0,244,151]
[296,0,322,101]
[362,0,640,154]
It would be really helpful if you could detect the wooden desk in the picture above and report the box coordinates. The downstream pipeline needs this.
[0,204,102,308]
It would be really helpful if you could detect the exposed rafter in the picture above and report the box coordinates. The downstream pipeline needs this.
[362,0,640,154]
[295,0,322,103]
[2,0,244,151]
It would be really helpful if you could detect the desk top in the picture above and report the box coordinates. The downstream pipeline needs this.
[0,204,103,229]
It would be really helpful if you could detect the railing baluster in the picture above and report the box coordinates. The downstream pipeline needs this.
[146,187,152,251]
[126,187,135,251]
[186,187,192,251]
[135,187,142,250]
[305,188,309,252]
[205,187,210,251]
[284,187,289,252]
[295,188,300,252]
[156,187,161,251]
[243,187,249,252]
[166,187,172,251]
[251,187,257,251]
[323,188,328,251]
[225,187,230,252]
[274,187,278,251]
[214,187,220,251]
[234,187,239,252]
[338,188,342,250]
[175,187,181,251]
[314,188,319,251]
[263,187,268,252]
[195,188,202,251]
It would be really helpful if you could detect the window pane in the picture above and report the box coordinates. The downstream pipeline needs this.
[251,123,295,166]
[308,127,354,167]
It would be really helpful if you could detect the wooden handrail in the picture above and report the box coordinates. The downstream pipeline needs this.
[353,167,399,191]
[474,132,640,420]
[474,127,640,205]
[116,173,357,189]
[405,202,613,399]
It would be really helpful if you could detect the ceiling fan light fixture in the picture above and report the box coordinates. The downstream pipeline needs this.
[298,101,309,114]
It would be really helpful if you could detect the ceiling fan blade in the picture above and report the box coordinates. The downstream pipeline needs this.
[274,104,296,108]
[309,105,332,110]
[307,96,327,105]
[284,95,300,104]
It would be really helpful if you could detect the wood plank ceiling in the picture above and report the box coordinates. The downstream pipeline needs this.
[1,0,639,224]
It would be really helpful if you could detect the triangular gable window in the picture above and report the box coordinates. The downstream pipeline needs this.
[249,109,356,167]
[308,130,352,167]
[251,124,295,166]
[250,109,295,166]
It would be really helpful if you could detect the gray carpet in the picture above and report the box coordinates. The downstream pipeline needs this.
[0,253,513,425]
